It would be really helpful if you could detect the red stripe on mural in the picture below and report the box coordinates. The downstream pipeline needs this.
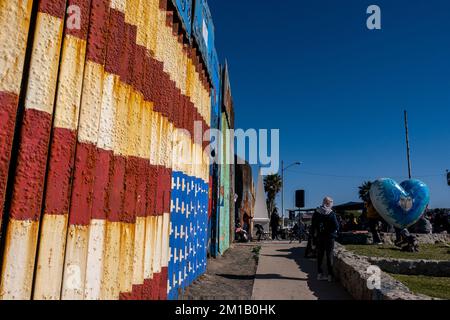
[131,45,146,98]
[133,284,144,300]
[9,109,52,221]
[143,277,159,300]
[162,167,172,214]
[65,0,92,39]
[104,9,125,77]
[152,272,161,300]
[141,279,151,300]
[68,142,172,224]
[43,127,77,215]
[159,0,168,11]
[91,148,112,220]
[147,165,158,217]
[0,92,19,221]
[120,283,140,300]
[38,0,67,19]
[122,157,138,224]
[69,142,96,226]
[135,158,148,218]
[107,155,125,223]
[155,166,172,216]
[118,292,132,300]
[86,8,210,140]
[121,22,137,85]
[85,0,110,64]
[120,268,167,301]
[159,267,168,300]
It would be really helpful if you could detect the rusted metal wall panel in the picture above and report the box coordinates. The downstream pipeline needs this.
[218,113,230,254]
[0,0,67,300]
[0,0,34,245]
[33,0,93,300]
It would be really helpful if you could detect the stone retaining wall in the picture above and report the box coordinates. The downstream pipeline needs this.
[338,232,450,246]
[367,257,450,277]
[381,233,450,245]
[333,244,436,300]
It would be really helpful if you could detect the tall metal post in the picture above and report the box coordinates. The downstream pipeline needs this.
[404,110,412,179]
[281,160,284,228]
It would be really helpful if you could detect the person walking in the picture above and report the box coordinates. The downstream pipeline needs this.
[312,197,340,282]
[270,208,280,240]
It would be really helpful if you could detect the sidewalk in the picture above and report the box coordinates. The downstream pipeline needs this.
[252,242,352,300]
[182,244,259,300]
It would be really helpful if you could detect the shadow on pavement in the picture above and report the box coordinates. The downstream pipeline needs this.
[218,273,307,282]
[216,274,255,281]
[262,246,352,300]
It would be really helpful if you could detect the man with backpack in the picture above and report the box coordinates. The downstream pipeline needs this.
[311,197,340,282]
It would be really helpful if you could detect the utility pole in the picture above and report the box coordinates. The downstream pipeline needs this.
[281,160,284,228]
[281,161,301,228]
[404,110,412,179]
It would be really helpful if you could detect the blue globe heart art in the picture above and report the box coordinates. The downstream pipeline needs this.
[369,178,430,229]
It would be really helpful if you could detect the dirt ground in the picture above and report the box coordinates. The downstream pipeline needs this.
[181,244,259,300]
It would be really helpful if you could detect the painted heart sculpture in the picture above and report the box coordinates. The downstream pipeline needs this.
[369,178,430,229]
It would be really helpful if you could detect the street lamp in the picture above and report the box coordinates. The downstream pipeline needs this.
[281,161,302,228]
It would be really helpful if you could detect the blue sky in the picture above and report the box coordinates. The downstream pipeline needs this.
[209,0,450,209]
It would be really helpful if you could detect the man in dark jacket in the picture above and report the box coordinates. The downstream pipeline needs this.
[311,197,339,282]
[270,208,280,240]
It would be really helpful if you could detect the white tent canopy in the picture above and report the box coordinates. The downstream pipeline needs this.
[253,169,270,233]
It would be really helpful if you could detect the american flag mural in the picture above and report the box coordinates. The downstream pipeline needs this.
[0,0,219,300]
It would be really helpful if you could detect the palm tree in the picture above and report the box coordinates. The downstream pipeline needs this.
[358,181,373,202]
[264,174,282,218]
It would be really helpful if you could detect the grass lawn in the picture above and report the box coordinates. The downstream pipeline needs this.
[345,243,450,261]
[389,274,450,300]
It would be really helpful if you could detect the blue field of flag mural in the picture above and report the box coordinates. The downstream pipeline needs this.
[168,172,209,300]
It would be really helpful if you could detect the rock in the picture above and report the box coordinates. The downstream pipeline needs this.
[333,244,439,300]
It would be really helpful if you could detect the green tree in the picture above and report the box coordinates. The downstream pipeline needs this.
[264,174,282,218]
[358,181,373,202]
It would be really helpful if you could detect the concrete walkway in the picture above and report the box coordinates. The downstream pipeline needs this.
[252,242,352,300]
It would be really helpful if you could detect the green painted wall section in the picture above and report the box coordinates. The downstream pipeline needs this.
[219,113,231,254]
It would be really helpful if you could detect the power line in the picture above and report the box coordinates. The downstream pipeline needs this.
[284,168,446,180]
